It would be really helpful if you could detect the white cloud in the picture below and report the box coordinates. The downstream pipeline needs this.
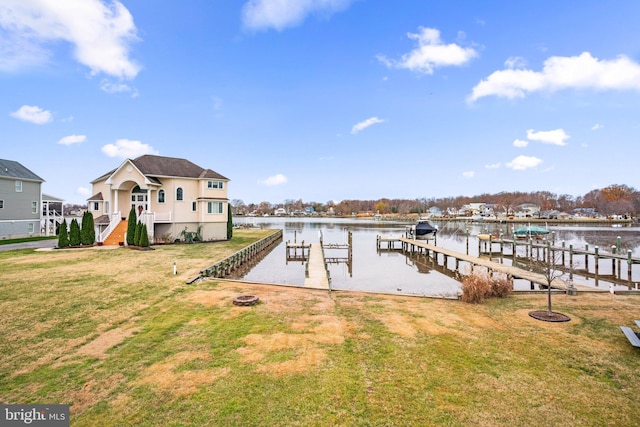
[526,129,570,146]
[506,155,542,170]
[76,186,91,197]
[0,0,140,79]
[10,105,52,124]
[58,134,87,145]
[513,139,528,148]
[377,27,478,74]
[485,162,500,169]
[504,56,527,69]
[462,171,475,178]
[259,173,287,186]
[100,79,133,94]
[241,0,354,31]
[591,123,603,130]
[351,117,385,134]
[101,139,158,158]
[469,52,640,102]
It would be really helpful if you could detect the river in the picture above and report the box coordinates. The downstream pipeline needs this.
[233,217,640,297]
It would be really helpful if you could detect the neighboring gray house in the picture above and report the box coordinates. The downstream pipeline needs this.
[0,159,45,239]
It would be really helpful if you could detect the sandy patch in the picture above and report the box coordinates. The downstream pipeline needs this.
[134,351,229,396]
[76,326,141,359]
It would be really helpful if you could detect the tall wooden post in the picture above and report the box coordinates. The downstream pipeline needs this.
[628,250,633,289]
[594,246,599,286]
[585,244,589,272]
[569,244,574,280]
[465,228,469,255]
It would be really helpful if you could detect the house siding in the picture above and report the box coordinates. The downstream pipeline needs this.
[0,178,41,238]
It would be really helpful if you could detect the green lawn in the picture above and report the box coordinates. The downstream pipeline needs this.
[1,229,639,426]
[0,235,58,245]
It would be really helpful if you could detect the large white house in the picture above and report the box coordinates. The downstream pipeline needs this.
[89,155,230,244]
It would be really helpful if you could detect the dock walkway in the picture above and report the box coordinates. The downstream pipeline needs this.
[399,237,599,292]
[304,243,330,289]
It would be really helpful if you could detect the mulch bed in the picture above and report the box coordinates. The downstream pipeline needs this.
[528,310,571,322]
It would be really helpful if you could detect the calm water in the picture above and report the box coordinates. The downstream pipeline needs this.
[234,217,640,297]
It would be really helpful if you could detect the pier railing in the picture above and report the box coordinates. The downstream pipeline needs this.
[192,230,283,283]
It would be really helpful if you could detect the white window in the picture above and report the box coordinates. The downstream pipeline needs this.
[158,190,165,203]
[105,201,110,213]
[176,187,183,201]
[207,181,224,189]
[15,181,22,192]
[207,201,223,214]
[28,223,34,233]
[0,200,3,209]
[32,201,37,214]
[93,202,99,211]
[192,201,197,212]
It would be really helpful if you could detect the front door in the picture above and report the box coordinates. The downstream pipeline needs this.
[131,186,148,219]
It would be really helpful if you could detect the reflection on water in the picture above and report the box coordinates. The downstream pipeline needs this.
[235,217,640,297]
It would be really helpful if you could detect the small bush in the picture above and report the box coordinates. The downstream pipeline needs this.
[139,224,149,247]
[490,276,513,298]
[461,272,492,303]
[461,271,513,303]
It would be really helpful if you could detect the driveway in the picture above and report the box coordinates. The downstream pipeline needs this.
[0,239,58,252]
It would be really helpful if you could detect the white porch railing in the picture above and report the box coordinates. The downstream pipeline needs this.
[99,212,122,243]
[41,210,64,236]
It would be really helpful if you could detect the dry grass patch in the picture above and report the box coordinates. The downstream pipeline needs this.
[133,351,229,396]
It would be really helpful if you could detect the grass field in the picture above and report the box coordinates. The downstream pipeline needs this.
[1,228,640,426]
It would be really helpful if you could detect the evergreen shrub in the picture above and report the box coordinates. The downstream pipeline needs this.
[126,205,136,246]
[58,219,69,248]
[69,218,81,246]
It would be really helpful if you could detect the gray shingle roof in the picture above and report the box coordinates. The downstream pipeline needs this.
[131,155,228,180]
[0,159,44,182]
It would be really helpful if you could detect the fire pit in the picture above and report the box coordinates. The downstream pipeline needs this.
[232,295,260,306]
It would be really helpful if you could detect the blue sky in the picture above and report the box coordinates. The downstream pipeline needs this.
[1,1,639,205]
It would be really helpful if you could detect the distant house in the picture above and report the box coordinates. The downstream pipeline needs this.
[89,155,230,244]
[274,207,287,216]
[0,159,44,239]
[515,203,540,218]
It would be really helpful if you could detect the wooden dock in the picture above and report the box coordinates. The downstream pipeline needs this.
[398,237,599,292]
[304,243,330,289]
[476,235,639,286]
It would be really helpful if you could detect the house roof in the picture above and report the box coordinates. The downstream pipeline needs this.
[43,193,64,202]
[87,192,104,201]
[0,159,44,182]
[94,214,110,224]
[131,155,228,180]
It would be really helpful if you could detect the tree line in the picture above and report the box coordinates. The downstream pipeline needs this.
[230,184,640,217]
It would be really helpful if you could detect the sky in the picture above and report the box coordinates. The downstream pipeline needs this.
[1,0,640,205]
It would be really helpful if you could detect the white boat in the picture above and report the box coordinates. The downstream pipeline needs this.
[413,220,438,240]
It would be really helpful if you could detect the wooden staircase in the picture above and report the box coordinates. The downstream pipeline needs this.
[102,220,128,246]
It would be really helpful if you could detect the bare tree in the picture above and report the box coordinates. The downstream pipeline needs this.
[528,240,572,321]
